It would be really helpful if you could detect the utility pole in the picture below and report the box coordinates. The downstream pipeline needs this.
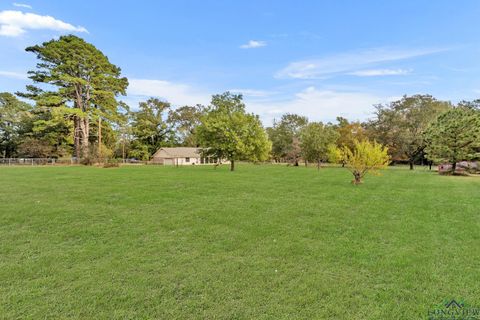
[122,131,126,163]
[98,116,102,163]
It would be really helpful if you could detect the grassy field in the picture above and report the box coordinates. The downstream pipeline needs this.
[1,164,479,319]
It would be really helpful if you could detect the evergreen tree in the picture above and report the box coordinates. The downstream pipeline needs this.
[424,107,480,172]
[19,35,128,159]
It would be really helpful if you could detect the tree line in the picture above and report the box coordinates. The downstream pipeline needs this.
[1,35,479,174]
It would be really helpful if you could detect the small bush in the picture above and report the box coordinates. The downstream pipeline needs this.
[103,160,120,168]
[80,157,94,166]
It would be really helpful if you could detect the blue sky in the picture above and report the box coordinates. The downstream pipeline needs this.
[1,1,479,124]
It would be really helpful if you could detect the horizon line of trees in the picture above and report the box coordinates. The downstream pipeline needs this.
[1,35,479,172]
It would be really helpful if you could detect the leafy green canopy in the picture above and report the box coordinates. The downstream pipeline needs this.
[167,104,206,147]
[424,107,480,167]
[197,92,271,170]
[267,113,308,163]
[129,98,174,160]
[19,35,128,157]
[0,92,32,158]
[367,95,450,168]
[21,105,73,158]
[300,122,339,168]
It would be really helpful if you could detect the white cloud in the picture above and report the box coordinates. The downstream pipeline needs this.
[0,24,23,36]
[240,40,266,49]
[348,68,412,77]
[228,88,277,97]
[276,47,446,79]
[247,86,386,125]
[0,70,28,79]
[127,79,211,107]
[0,10,88,37]
[128,80,388,125]
[13,3,32,9]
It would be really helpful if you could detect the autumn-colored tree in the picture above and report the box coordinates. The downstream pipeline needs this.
[334,117,366,150]
[329,139,390,184]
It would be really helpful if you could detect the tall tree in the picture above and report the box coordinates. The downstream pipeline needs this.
[130,98,173,159]
[0,92,32,158]
[300,122,339,169]
[20,35,128,159]
[424,107,480,173]
[197,92,271,171]
[367,95,450,169]
[267,113,308,165]
[167,104,205,146]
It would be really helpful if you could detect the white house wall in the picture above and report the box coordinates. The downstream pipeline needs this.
[156,157,230,165]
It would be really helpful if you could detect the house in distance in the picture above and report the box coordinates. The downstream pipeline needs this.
[151,147,225,165]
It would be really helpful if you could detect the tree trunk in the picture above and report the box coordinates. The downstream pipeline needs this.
[428,161,432,170]
[352,171,362,185]
[409,160,414,170]
[122,133,126,163]
[80,117,89,158]
[305,160,308,167]
[294,159,299,166]
[74,117,81,160]
[451,161,456,174]
[230,160,235,171]
[317,160,320,170]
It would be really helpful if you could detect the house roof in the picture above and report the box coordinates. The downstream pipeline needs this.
[153,147,202,158]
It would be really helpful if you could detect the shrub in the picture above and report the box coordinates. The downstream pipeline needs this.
[80,157,94,166]
[103,159,120,168]
[329,139,390,184]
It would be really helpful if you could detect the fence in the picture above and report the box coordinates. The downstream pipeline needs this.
[0,158,59,166]
[0,158,149,166]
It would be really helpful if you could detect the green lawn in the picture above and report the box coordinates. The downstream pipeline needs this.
[1,164,479,319]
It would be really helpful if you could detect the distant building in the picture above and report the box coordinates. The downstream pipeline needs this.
[151,147,226,165]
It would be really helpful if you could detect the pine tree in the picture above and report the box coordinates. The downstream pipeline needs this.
[424,107,480,173]
[19,35,128,159]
